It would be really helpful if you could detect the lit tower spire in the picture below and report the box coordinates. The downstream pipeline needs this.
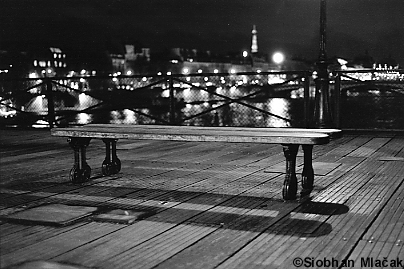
[251,25,258,54]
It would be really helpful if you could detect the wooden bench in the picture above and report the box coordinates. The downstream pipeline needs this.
[51,124,342,200]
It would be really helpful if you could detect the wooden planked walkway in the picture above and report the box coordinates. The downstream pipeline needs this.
[0,128,403,269]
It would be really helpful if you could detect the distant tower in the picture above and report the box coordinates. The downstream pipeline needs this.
[251,25,258,54]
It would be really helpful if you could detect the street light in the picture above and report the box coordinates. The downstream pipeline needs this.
[313,0,333,128]
[272,52,285,65]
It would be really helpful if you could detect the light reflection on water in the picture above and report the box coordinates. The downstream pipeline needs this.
[267,99,290,127]
[76,113,92,125]
[72,97,294,127]
[24,86,403,129]
[70,93,404,129]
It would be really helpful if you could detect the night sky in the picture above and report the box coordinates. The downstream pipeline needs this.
[1,0,404,64]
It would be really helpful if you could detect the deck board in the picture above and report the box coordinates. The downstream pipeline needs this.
[1,130,403,268]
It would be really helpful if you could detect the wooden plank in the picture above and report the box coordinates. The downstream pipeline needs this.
[0,222,89,256]
[348,240,404,267]
[362,179,404,244]
[372,137,404,158]
[51,125,330,145]
[0,222,121,268]
[218,156,403,268]
[86,124,343,138]
[347,137,390,158]
[0,182,182,255]
[324,135,371,157]
[3,130,404,269]
[0,159,248,256]
[53,172,287,269]
[290,174,404,267]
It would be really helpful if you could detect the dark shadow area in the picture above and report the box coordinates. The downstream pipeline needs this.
[0,183,349,237]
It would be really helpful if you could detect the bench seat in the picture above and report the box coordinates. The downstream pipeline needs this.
[51,124,342,200]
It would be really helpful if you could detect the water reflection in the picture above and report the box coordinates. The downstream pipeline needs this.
[69,96,294,127]
[6,77,403,129]
[76,113,92,125]
[267,99,290,127]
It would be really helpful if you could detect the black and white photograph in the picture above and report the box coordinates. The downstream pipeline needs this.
[1,0,403,268]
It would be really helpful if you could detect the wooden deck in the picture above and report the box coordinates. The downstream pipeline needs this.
[1,128,403,269]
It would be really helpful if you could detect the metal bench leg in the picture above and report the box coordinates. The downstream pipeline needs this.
[68,137,92,183]
[102,139,121,176]
[282,144,299,200]
[301,145,314,198]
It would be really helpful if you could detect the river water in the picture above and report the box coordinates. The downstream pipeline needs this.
[69,92,404,129]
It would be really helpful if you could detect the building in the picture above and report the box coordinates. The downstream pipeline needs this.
[30,47,67,77]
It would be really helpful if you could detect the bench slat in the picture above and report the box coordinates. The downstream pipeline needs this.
[51,125,330,145]
[88,124,342,138]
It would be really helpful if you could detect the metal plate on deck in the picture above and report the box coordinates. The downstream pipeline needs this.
[92,209,152,224]
[1,204,98,226]
[7,260,91,269]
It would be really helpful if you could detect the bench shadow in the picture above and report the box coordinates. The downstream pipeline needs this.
[1,183,349,238]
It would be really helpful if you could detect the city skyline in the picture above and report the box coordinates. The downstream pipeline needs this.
[1,0,404,65]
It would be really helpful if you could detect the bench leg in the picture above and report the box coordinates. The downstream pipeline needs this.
[102,139,121,176]
[282,144,299,200]
[68,137,92,183]
[301,145,314,198]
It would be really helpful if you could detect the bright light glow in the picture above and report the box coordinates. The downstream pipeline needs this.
[337,58,348,66]
[0,109,16,117]
[197,69,203,73]
[184,88,191,97]
[157,72,162,76]
[242,51,248,58]
[268,74,286,84]
[26,96,45,112]
[167,72,172,75]
[162,90,169,97]
[80,69,87,75]
[29,72,38,78]
[268,98,289,127]
[230,69,236,74]
[123,109,136,124]
[214,69,219,74]
[272,52,285,64]
[126,70,133,75]
[77,113,91,125]
[183,68,189,74]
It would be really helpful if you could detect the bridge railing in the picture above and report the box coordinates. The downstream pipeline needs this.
[3,69,402,129]
[333,69,404,129]
[0,71,312,128]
